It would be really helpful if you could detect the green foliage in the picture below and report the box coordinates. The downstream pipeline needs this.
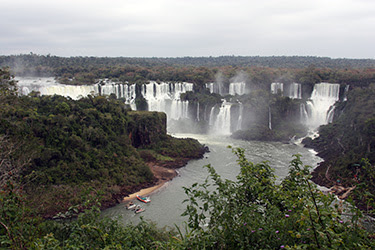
[1,148,374,249]
[0,182,40,249]
[308,87,375,214]
[182,148,374,249]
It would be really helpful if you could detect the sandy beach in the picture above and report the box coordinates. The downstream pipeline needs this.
[122,163,178,202]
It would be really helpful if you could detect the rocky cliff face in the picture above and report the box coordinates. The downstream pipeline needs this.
[128,111,167,148]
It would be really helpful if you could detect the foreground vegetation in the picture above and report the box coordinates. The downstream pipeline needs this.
[1,149,374,249]
[303,86,375,216]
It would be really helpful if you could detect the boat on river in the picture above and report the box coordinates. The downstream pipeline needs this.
[126,202,137,210]
[136,195,151,203]
[135,206,145,214]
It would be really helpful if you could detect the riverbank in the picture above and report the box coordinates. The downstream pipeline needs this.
[122,163,178,202]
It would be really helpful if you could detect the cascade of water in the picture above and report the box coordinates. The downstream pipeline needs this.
[300,103,308,122]
[305,82,340,129]
[206,82,226,95]
[211,102,232,135]
[268,106,272,130]
[141,81,193,120]
[196,102,200,122]
[209,106,216,126]
[206,83,214,93]
[236,103,243,131]
[16,77,99,99]
[343,85,350,101]
[287,83,302,99]
[229,82,246,95]
[271,82,284,95]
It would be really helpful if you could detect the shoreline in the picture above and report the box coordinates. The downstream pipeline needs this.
[122,163,178,203]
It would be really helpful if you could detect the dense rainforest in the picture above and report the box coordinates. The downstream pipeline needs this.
[0,67,206,218]
[1,54,375,248]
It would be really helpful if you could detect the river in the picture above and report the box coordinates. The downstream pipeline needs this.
[102,133,322,229]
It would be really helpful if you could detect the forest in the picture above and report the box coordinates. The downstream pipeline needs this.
[1,54,375,248]
[0,67,206,219]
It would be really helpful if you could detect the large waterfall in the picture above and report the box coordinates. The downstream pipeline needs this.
[209,101,232,135]
[142,81,193,120]
[303,83,340,129]
[16,77,342,134]
[16,77,99,100]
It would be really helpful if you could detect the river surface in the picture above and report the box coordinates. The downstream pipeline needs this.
[102,133,322,229]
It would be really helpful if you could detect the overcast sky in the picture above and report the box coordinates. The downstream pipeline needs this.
[1,0,374,58]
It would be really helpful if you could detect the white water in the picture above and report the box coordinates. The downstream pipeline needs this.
[229,82,246,95]
[287,83,302,99]
[268,106,272,130]
[16,77,193,122]
[304,83,340,129]
[16,77,99,100]
[206,82,226,95]
[236,103,243,131]
[142,81,193,121]
[16,77,341,134]
[271,82,283,95]
[271,82,301,99]
[209,101,232,135]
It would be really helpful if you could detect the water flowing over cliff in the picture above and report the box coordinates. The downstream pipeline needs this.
[271,82,302,99]
[303,83,340,129]
[141,81,193,120]
[16,77,343,135]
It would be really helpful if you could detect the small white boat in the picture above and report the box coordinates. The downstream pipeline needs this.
[135,206,145,214]
[126,202,137,210]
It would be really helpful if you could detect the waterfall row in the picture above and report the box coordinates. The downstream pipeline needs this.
[16,77,343,134]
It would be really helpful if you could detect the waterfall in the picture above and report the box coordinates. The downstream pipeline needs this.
[305,82,340,129]
[196,102,200,122]
[286,83,302,99]
[206,83,214,93]
[271,82,283,95]
[210,101,232,135]
[229,82,246,95]
[16,77,99,100]
[209,106,216,126]
[268,106,272,130]
[205,82,226,95]
[343,85,350,101]
[300,103,308,122]
[236,103,243,131]
[141,81,193,120]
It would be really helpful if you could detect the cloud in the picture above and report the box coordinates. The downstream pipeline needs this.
[1,0,375,58]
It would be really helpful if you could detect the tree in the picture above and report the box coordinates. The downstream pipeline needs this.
[182,147,374,249]
[0,67,17,96]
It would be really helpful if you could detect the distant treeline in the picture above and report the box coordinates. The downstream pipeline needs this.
[2,53,375,69]
[1,54,375,87]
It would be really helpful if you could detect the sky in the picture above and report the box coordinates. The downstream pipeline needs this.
[1,0,375,59]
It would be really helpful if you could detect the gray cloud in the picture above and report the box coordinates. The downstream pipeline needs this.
[1,0,374,58]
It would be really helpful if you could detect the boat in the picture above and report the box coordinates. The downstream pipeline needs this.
[136,195,151,203]
[135,207,145,214]
[126,202,137,210]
